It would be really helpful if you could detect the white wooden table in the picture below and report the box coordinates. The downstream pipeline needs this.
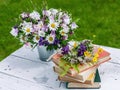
[0,45,120,90]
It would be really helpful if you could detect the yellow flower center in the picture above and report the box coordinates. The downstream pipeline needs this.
[49,37,53,41]
[26,28,30,32]
[22,36,25,41]
[39,24,43,28]
[51,23,56,28]
[61,31,65,35]
[73,42,77,48]
[36,36,40,41]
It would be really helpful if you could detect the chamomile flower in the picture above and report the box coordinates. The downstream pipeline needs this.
[46,35,55,44]
[60,30,66,36]
[29,11,40,20]
[48,22,59,31]
[38,30,45,37]
[24,26,33,35]
[34,35,40,43]
[69,41,79,48]
[20,35,27,43]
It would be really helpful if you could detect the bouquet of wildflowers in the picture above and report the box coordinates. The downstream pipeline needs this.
[10,8,78,50]
[59,40,103,75]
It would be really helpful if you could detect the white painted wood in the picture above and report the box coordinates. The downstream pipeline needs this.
[0,73,54,90]
[0,45,120,90]
[11,45,40,62]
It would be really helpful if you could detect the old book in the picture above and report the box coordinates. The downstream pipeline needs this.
[53,65,96,83]
[58,71,95,84]
[66,69,101,89]
[52,49,111,75]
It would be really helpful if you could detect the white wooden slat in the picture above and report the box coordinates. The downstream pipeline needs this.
[11,45,40,62]
[0,73,54,90]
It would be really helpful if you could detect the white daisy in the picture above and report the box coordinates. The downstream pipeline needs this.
[10,27,18,37]
[68,41,79,49]
[29,11,40,20]
[48,22,59,31]
[24,26,33,35]
[46,35,55,44]
[33,35,40,43]
[38,30,45,37]
[20,35,27,43]
[60,30,66,36]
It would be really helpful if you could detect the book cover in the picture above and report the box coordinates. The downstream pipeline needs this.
[58,71,95,84]
[66,69,101,89]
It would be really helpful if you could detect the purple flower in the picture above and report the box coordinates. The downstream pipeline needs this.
[70,22,78,30]
[41,25,48,32]
[62,35,68,40]
[44,41,49,46]
[53,38,60,45]
[80,44,87,51]
[77,44,87,56]
[61,45,69,55]
[51,30,56,35]
[10,27,19,37]
[21,12,29,19]
[39,37,44,46]
[69,31,73,35]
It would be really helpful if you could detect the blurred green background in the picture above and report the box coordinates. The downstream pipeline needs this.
[0,0,120,61]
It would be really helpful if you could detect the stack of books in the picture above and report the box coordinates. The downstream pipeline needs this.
[52,48,111,89]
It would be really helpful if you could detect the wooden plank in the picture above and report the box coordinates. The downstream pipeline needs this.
[0,72,54,90]
[11,45,40,62]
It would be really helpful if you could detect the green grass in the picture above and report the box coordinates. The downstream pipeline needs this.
[0,0,120,61]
